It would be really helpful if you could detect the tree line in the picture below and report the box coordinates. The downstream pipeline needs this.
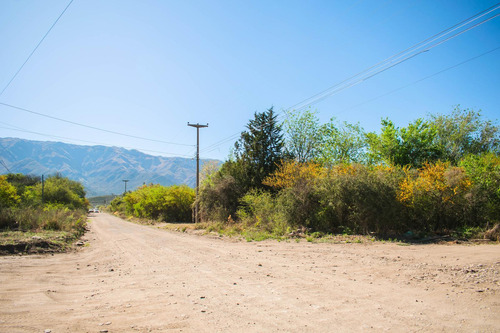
[197,106,499,238]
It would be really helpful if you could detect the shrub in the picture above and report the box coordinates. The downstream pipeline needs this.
[263,160,324,189]
[0,174,88,237]
[197,172,243,222]
[315,164,405,234]
[397,161,475,231]
[23,174,87,210]
[5,174,40,197]
[459,153,500,222]
[0,175,20,209]
[109,196,127,213]
[262,163,406,235]
[123,184,195,222]
[237,190,288,235]
[162,185,196,222]
[263,161,324,231]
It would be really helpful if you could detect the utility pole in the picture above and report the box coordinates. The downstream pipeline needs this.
[122,179,129,195]
[41,174,44,204]
[188,122,208,223]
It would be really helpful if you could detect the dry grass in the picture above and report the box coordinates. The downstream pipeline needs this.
[484,224,500,242]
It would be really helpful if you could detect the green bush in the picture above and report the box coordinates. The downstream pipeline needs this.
[23,174,88,210]
[197,171,243,222]
[5,174,40,197]
[313,164,404,234]
[0,175,20,209]
[398,161,491,232]
[460,153,500,222]
[237,190,288,236]
[109,196,127,213]
[275,174,321,231]
[0,174,88,235]
[122,184,195,222]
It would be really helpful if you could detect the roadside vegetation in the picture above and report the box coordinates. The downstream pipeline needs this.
[108,184,195,223]
[0,173,89,254]
[103,106,499,243]
[195,106,500,242]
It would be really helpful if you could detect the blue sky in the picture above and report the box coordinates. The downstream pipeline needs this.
[1,0,499,161]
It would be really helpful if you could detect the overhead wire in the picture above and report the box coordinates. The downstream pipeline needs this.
[194,0,368,157]
[0,102,195,147]
[198,3,500,156]
[0,0,193,151]
[3,2,499,159]
[343,45,500,113]
[0,0,75,98]
[0,121,193,158]
[0,159,11,173]
[284,4,500,114]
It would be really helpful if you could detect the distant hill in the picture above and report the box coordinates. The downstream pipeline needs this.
[0,138,219,197]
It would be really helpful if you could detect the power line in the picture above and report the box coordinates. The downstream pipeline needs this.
[0,102,195,147]
[343,45,500,112]
[0,1,191,150]
[0,0,75,98]
[199,132,240,155]
[199,3,500,155]
[0,159,11,173]
[284,7,500,114]
[0,121,193,158]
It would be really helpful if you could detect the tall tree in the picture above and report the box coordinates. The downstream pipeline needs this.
[283,108,322,163]
[234,107,285,189]
[319,118,368,165]
[366,118,440,167]
[430,107,499,164]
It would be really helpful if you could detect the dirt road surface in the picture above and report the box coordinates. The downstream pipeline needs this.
[1,213,499,332]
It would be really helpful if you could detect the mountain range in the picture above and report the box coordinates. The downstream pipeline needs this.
[0,137,218,197]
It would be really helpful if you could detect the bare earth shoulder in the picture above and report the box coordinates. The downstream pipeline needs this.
[0,213,498,332]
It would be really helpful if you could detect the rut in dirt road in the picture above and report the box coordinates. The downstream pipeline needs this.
[0,213,499,332]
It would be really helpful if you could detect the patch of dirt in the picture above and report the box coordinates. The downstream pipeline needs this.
[0,239,64,255]
[0,213,498,332]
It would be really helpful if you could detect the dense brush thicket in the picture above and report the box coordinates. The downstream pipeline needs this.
[197,107,500,238]
[109,184,195,223]
[0,173,88,235]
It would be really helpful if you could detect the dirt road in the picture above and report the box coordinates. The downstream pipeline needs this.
[0,213,499,332]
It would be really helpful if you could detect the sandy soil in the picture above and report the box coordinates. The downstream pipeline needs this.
[0,213,499,333]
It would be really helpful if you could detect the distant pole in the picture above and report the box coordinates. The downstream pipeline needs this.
[188,122,208,223]
[122,179,129,194]
[41,174,44,204]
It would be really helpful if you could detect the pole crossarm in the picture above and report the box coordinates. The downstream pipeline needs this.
[187,123,209,129]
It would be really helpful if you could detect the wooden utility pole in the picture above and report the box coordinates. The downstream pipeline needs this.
[41,174,44,204]
[188,122,208,223]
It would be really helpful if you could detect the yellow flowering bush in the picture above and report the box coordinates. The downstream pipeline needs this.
[397,161,473,230]
[263,160,324,189]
